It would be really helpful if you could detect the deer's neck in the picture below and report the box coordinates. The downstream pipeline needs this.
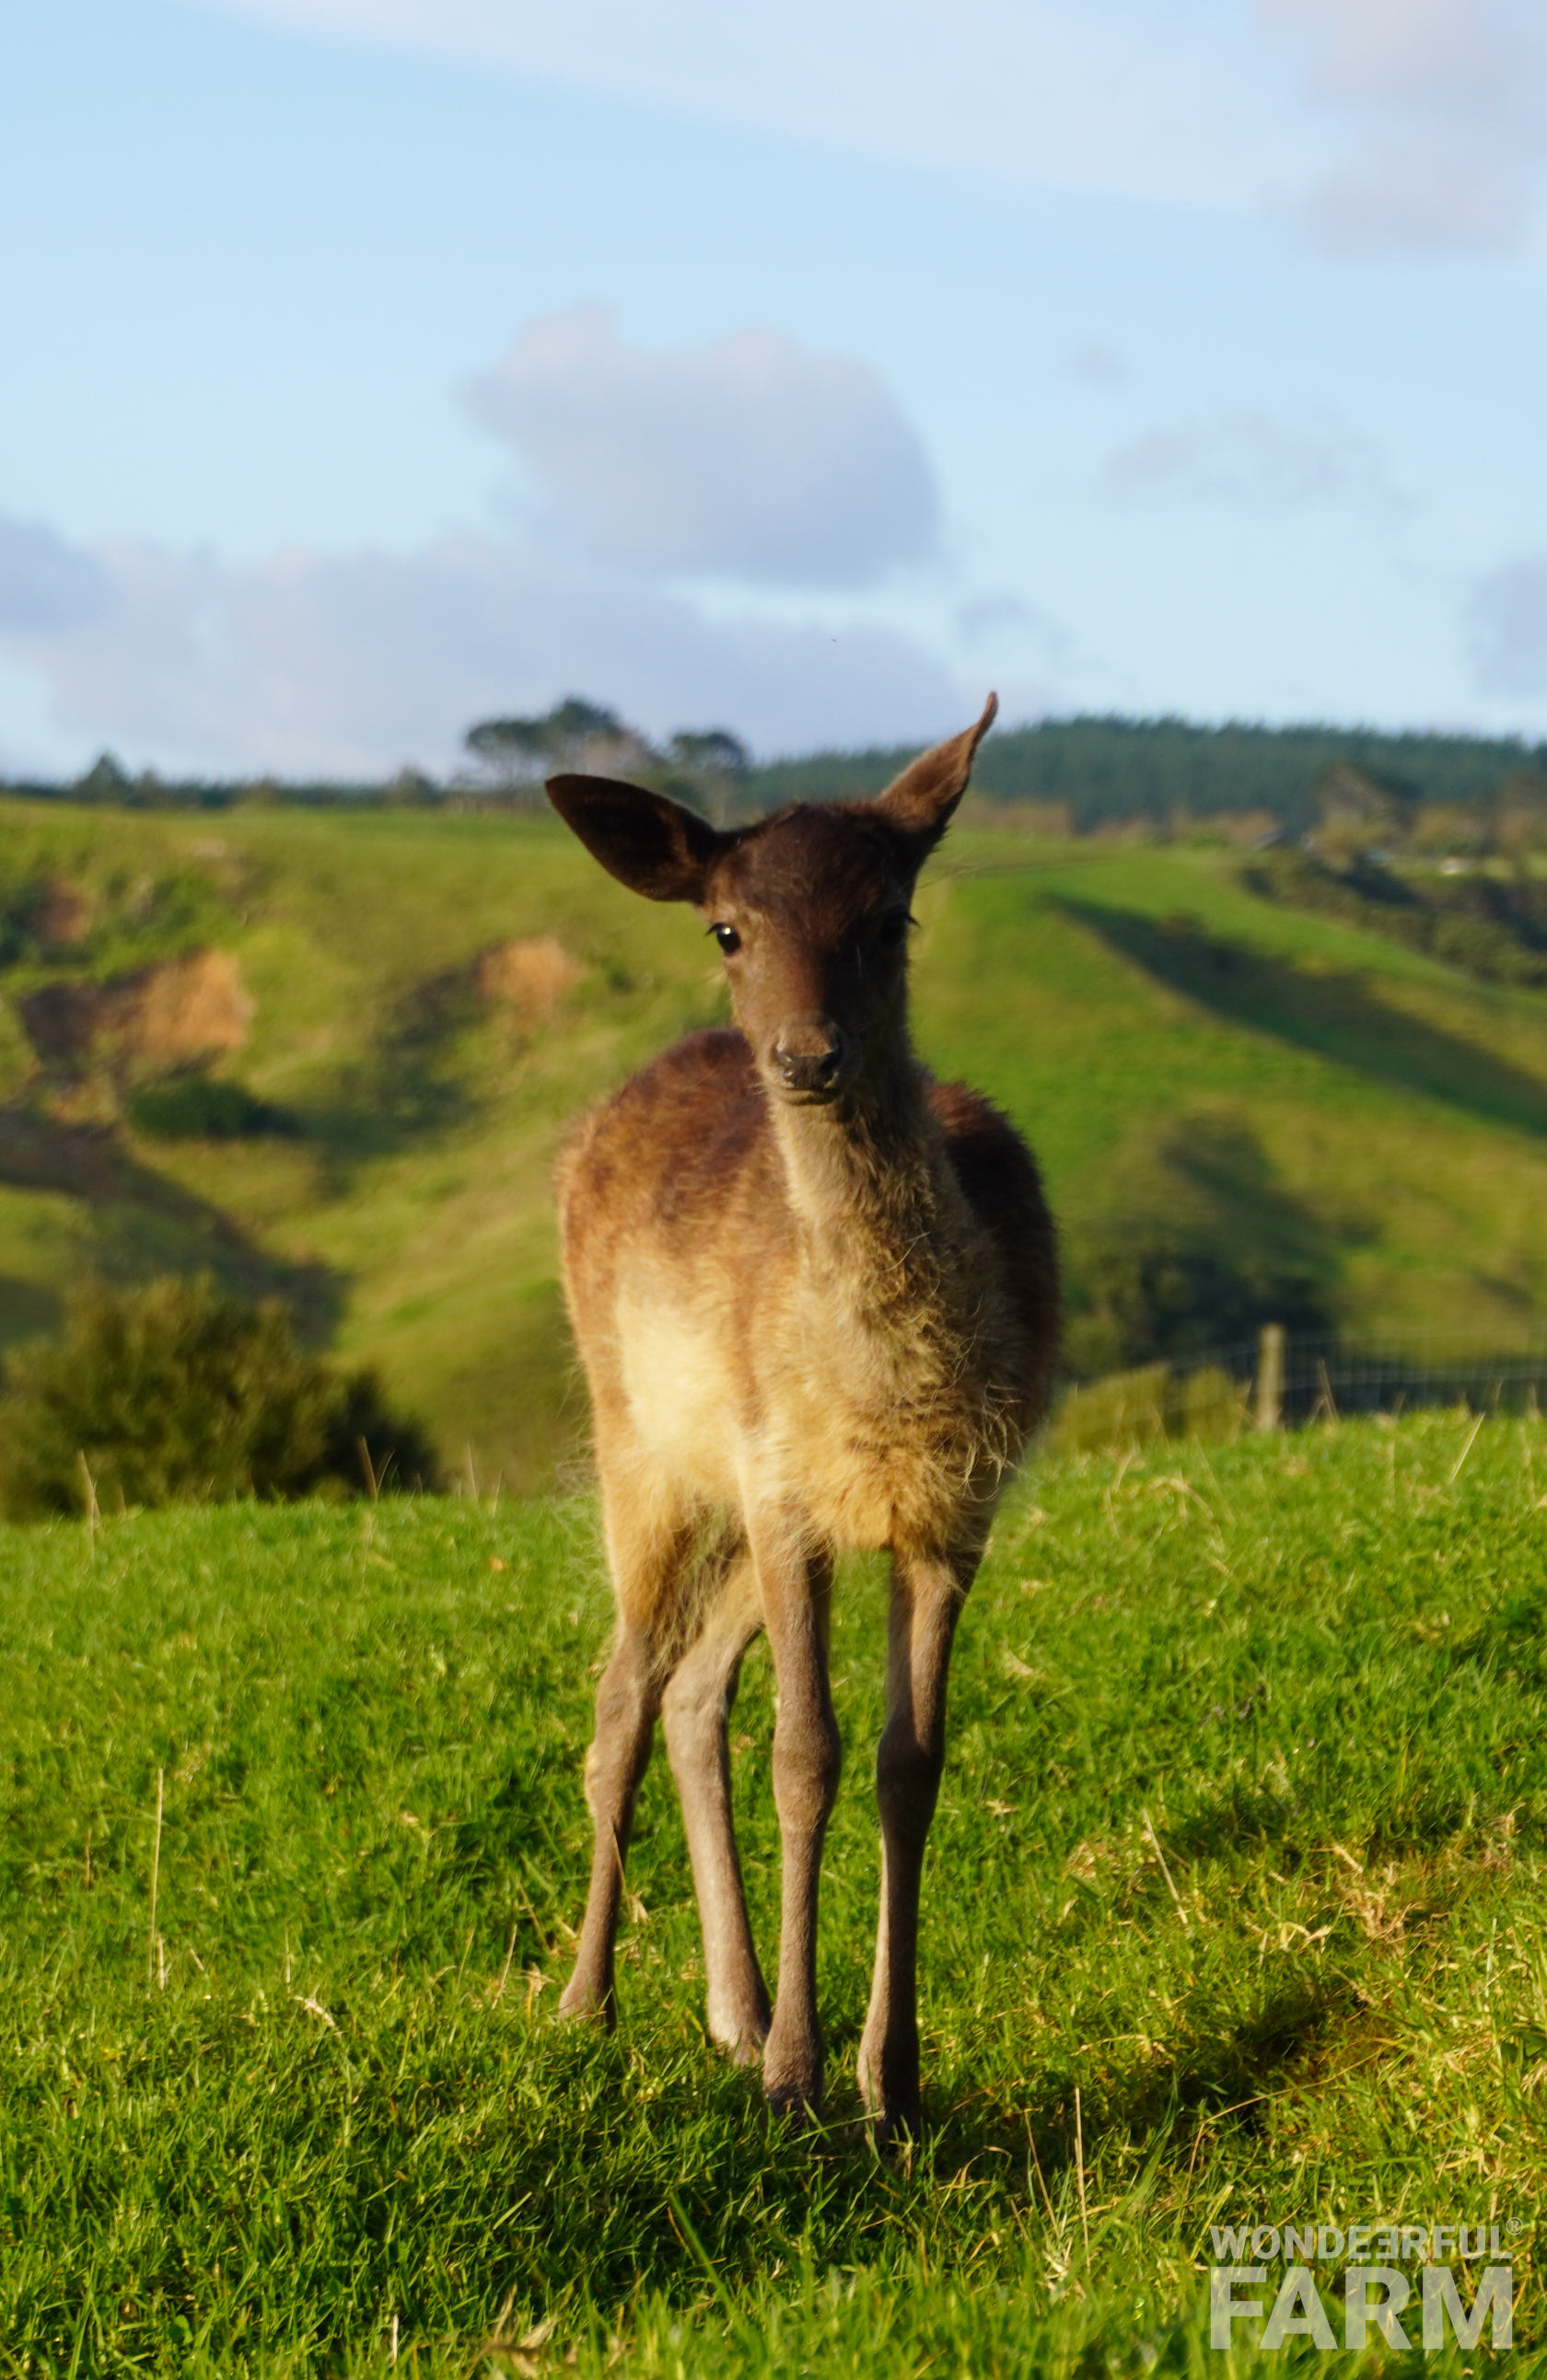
[768,1050,964,1327]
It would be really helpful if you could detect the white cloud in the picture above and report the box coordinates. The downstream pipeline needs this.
[1261,0,1547,251]
[464,308,939,587]
[954,589,1072,670]
[178,0,1547,253]
[0,512,966,777]
[1102,408,1405,514]
[0,514,115,633]
[1469,557,1547,698]
[956,593,1035,644]
[183,0,1305,215]
[0,312,972,775]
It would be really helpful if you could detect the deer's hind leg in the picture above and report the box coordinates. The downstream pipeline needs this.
[559,1464,693,2025]
[661,1548,770,2061]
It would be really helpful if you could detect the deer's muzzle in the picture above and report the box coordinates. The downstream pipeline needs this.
[771,1024,847,1102]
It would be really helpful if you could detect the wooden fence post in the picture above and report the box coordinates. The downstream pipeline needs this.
[1256,1324,1285,1432]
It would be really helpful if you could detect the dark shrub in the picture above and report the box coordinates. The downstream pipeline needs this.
[1244,845,1547,987]
[128,1074,297,1140]
[1062,1224,1335,1379]
[1059,1115,1341,1381]
[0,1275,438,1518]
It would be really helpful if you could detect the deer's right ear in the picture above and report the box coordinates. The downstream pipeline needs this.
[546,774,727,903]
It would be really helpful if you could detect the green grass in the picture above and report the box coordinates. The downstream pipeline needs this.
[5,801,1547,1486]
[3,1416,1545,2374]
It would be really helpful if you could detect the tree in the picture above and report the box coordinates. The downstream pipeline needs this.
[0,1275,439,1516]
[542,697,632,760]
[663,728,750,824]
[72,752,131,805]
[666,728,749,781]
[1062,1225,1333,1378]
[1492,770,1547,857]
[464,715,554,788]
[1311,762,1418,857]
[462,698,657,800]
[382,766,441,807]
[1059,1116,1339,1378]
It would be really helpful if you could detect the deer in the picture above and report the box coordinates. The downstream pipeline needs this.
[544,693,1058,2137]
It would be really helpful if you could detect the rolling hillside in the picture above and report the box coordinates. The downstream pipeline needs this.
[4,795,1547,1487]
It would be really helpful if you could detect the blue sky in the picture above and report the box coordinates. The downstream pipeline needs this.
[2,0,1546,775]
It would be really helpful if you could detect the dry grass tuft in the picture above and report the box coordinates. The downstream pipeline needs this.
[474,936,583,1018]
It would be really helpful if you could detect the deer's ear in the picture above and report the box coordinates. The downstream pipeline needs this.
[873,692,998,852]
[546,774,727,902]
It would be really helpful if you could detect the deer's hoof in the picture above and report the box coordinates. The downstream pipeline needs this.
[763,2077,822,2127]
[871,2095,925,2150]
[556,1978,614,2026]
[762,2009,824,2120]
[858,2039,923,2146]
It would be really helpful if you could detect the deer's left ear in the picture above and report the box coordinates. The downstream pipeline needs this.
[873,692,997,853]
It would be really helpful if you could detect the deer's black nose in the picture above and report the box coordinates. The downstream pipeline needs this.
[773,1027,845,1097]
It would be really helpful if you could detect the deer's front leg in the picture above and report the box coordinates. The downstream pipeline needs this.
[750,1514,840,2119]
[857,1544,974,2139]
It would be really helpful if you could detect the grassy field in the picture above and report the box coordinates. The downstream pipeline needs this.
[3,1414,1544,2374]
[4,798,1547,1486]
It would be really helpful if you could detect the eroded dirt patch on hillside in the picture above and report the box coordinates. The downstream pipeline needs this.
[30,878,95,950]
[473,935,582,1017]
[19,950,253,1076]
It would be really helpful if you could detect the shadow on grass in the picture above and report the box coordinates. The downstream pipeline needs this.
[0,1271,62,1353]
[930,1976,1361,2194]
[1444,1585,1547,1694]
[1055,898,1547,1139]
[0,1102,344,1341]
[296,963,488,1181]
[1165,1786,1297,1862]
[1166,1787,1503,1872]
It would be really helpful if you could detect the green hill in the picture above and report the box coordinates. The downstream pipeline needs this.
[4,795,1547,1487]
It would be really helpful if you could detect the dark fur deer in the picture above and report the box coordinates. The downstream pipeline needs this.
[546,695,1058,2134]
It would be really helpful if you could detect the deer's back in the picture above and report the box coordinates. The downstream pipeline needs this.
[925,1074,1059,1428]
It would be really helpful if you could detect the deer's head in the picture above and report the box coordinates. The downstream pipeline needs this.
[548,696,996,1108]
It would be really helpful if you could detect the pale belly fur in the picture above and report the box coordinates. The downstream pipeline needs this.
[616,1283,1011,1553]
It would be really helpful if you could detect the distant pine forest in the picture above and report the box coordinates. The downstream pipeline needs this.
[750,716,1547,834]
[7,710,1546,837]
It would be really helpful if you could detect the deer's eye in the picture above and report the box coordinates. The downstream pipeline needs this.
[878,911,913,949]
[710,923,741,956]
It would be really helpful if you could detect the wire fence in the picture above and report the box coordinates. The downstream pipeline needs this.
[1260,1331,1547,1423]
[1052,1328,1547,1453]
